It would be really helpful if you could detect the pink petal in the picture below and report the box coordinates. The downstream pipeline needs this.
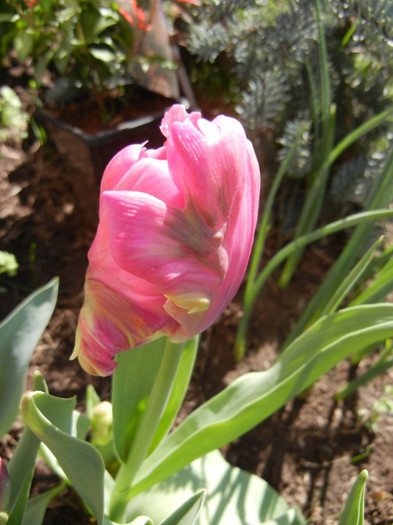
[113,157,184,208]
[100,144,146,193]
[165,115,248,228]
[72,278,174,376]
[104,190,225,294]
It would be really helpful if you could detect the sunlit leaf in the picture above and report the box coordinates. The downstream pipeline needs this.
[0,278,58,438]
[21,392,105,525]
[127,451,303,525]
[134,304,393,496]
[338,470,368,525]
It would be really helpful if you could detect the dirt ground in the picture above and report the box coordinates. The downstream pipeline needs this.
[1,118,393,524]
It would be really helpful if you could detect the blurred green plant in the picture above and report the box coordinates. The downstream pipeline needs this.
[0,0,137,104]
[338,469,368,525]
[357,385,393,433]
[0,252,18,278]
[0,86,28,144]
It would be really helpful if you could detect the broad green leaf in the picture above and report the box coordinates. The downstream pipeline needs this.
[338,470,368,525]
[7,429,39,525]
[21,392,105,525]
[159,490,205,525]
[112,338,167,462]
[39,409,90,481]
[7,372,48,525]
[0,278,58,438]
[22,483,65,525]
[126,451,303,525]
[133,304,393,495]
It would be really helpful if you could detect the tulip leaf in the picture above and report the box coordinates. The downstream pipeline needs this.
[133,304,393,495]
[36,398,90,481]
[21,392,105,525]
[159,489,205,525]
[316,236,383,318]
[7,372,49,525]
[21,483,65,525]
[6,426,40,525]
[126,451,303,525]
[338,470,368,525]
[86,384,101,418]
[112,338,167,462]
[0,278,59,438]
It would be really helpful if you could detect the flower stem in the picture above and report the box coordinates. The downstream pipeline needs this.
[109,339,185,522]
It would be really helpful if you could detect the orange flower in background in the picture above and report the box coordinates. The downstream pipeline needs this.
[173,0,200,5]
[119,0,156,31]
[119,0,200,31]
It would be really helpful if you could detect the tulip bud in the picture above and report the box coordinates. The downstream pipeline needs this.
[90,401,113,447]
[72,104,260,375]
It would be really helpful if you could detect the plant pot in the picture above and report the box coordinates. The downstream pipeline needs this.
[37,88,189,186]
[35,88,189,226]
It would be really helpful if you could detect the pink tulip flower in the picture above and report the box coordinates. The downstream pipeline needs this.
[71,105,260,376]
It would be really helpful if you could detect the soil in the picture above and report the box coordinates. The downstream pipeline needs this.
[1,101,393,525]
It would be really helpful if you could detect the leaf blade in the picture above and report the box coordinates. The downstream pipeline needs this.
[21,392,105,525]
[133,304,393,496]
[0,278,59,437]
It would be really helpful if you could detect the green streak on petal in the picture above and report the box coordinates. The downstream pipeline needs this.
[166,293,211,314]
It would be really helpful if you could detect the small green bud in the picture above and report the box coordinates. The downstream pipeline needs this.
[90,401,113,447]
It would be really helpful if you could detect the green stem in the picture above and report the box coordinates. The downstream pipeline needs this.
[285,140,393,345]
[244,122,309,307]
[278,0,334,288]
[109,339,185,522]
[336,344,393,400]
